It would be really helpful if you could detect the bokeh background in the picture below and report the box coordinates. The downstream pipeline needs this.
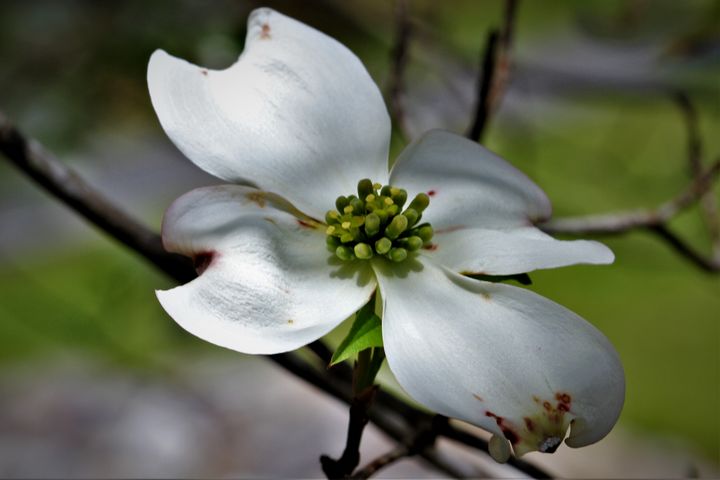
[1,0,718,477]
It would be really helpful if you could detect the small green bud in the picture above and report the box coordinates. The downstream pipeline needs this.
[351,215,365,228]
[335,196,349,212]
[380,185,392,197]
[336,245,354,261]
[325,210,340,224]
[416,224,434,243]
[403,208,419,226]
[388,247,407,262]
[386,204,399,216]
[343,205,354,214]
[375,237,392,254]
[403,236,423,251]
[354,243,373,260]
[340,233,354,243]
[326,235,340,249]
[365,213,381,237]
[349,197,364,213]
[408,193,430,213]
[326,225,336,235]
[357,178,374,199]
[386,214,408,240]
[390,188,407,208]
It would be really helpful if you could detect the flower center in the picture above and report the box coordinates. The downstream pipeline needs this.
[325,179,434,262]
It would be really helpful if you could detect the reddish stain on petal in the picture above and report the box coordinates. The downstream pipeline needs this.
[193,251,215,274]
[297,219,316,229]
[260,23,271,39]
[200,69,208,76]
[427,189,437,197]
[422,243,438,251]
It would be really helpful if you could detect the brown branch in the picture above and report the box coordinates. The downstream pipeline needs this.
[0,112,196,283]
[387,0,412,141]
[350,444,410,479]
[672,91,720,263]
[466,0,518,141]
[0,112,552,479]
[541,158,720,272]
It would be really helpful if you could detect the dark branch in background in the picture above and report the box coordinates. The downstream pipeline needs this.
[0,113,552,479]
[539,92,720,273]
[466,0,518,142]
[387,0,412,140]
[672,91,720,264]
[0,113,195,284]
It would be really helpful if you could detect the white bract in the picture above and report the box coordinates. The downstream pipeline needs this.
[148,8,624,459]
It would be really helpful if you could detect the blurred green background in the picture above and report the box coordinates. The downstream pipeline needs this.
[0,0,718,476]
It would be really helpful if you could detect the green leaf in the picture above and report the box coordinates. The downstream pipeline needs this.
[330,304,383,366]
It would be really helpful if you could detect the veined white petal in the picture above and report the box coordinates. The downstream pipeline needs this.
[148,8,390,219]
[374,258,624,456]
[157,185,376,354]
[390,130,613,274]
[425,227,614,275]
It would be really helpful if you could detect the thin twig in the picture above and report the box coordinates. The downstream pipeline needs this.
[672,91,720,263]
[540,157,720,272]
[1,113,553,478]
[466,0,518,141]
[387,0,412,141]
[350,444,410,479]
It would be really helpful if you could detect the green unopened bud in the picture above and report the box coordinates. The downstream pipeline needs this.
[343,205,354,214]
[416,224,434,243]
[408,193,430,213]
[354,243,373,260]
[390,188,407,208]
[403,236,423,251]
[386,215,408,240]
[375,237,392,254]
[351,215,365,228]
[340,233,354,243]
[326,235,340,249]
[386,204,399,216]
[336,245,354,261]
[388,247,407,262]
[403,208,419,226]
[335,196,349,212]
[365,213,381,237]
[357,179,374,199]
[375,209,389,223]
[380,185,392,197]
[349,196,364,213]
[325,210,340,224]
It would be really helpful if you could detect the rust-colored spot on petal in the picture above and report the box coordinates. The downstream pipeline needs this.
[297,219,316,229]
[422,243,438,251]
[193,251,215,274]
[486,411,520,445]
[200,69,208,76]
[480,292,491,301]
[543,401,552,411]
[260,23,271,39]
[556,392,571,404]
[472,393,484,402]
[246,191,267,208]
[427,189,437,196]
[434,225,465,234]
[524,417,535,431]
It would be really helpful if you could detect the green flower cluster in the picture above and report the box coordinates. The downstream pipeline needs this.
[325,179,434,262]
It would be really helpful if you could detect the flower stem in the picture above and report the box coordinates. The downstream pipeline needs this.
[321,295,385,479]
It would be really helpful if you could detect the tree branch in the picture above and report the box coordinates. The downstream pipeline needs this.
[466,0,518,141]
[540,158,720,272]
[387,0,412,141]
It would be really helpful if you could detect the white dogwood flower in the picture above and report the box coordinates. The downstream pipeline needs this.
[148,8,624,459]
